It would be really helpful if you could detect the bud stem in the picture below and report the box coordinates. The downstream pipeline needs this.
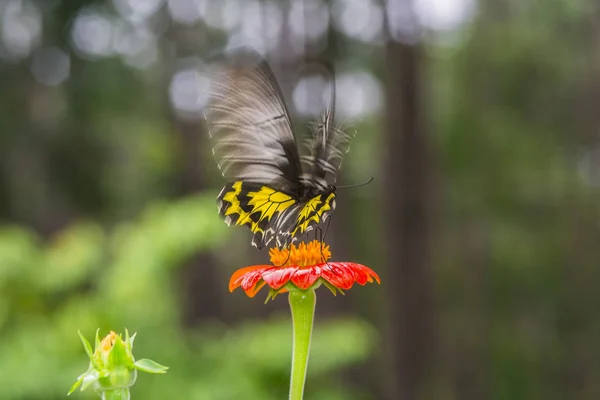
[288,289,316,400]
[101,389,131,400]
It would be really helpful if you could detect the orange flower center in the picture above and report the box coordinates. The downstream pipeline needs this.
[269,240,331,267]
[100,331,118,352]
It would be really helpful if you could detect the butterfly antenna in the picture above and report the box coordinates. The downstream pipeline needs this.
[336,177,374,189]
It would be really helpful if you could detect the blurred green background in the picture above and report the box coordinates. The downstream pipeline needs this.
[1,0,600,399]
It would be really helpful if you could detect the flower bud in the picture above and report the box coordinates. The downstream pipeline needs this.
[69,329,168,396]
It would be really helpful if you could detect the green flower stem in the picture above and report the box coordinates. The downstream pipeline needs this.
[288,289,316,400]
[101,389,130,400]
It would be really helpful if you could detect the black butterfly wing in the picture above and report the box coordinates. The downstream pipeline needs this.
[300,65,354,190]
[205,48,302,194]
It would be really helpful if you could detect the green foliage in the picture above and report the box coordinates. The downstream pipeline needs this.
[0,193,374,399]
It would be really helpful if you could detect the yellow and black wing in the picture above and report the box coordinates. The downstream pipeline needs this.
[218,181,337,249]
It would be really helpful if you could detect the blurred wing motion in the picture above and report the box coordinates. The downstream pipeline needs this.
[204,50,302,193]
[300,66,354,191]
[205,48,353,249]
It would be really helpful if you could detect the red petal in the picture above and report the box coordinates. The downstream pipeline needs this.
[321,263,356,290]
[352,263,381,284]
[345,262,369,285]
[291,266,322,289]
[262,267,297,289]
[229,265,270,292]
[242,271,265,292]
[321,262,381,290]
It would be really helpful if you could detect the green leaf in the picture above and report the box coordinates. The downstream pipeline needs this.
[68,369,99,395]
[94,328,101,349]
[134,359,169,374]
[67,377,83,395]
[108,334,132,367]
[78,330,94,359]
[129,331,137,351]
[322,281,341,296]
[80,370,100,391]
[265,288,280,303]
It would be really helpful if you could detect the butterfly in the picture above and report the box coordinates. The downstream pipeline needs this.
[204,48,353,249]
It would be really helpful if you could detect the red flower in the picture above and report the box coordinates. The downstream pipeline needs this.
[229,240,380,298]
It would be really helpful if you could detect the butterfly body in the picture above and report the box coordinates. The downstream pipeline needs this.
[205,49,351,249]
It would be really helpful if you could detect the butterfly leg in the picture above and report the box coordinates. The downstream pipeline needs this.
[322,214,332,243]
[272,245,292,267]
[308,201,332,264]
[315,226,330,264]
[321,215,334,263]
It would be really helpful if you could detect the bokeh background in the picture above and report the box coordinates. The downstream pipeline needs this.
[1,0,600,399]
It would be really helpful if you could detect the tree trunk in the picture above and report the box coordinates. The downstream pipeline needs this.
[382,36,435,400]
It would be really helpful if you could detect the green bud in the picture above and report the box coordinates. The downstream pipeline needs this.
[69,329,168,397]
